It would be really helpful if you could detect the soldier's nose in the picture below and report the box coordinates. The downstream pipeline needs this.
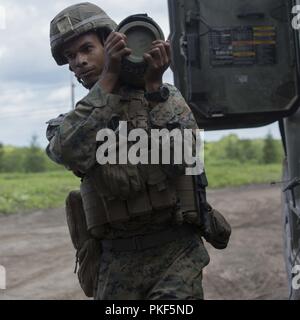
[75,53,88,67]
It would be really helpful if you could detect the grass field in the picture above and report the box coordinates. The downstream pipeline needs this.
[205,162,282,188]
[0,163,282,214]
[0,171,80,214]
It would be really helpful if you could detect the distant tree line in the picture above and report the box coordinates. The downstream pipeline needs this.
[205,132,284,166]
[0,133,284,173]
[0,135,63,173]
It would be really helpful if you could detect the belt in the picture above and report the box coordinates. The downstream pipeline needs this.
[101,224,194,252]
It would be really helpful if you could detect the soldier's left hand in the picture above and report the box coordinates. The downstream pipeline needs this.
[143,40,171,90]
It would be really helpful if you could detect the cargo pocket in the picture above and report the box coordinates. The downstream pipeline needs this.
[188,237,210,300]
[191,270,204,300]
[80,177,107,232]
[148,180,177,211]
[126,190,152,217]
[77,239,102,298]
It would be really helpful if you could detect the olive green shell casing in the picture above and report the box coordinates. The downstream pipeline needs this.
[116,14,165,88]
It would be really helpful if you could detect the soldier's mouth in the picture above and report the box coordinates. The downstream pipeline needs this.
[79,69,95,78]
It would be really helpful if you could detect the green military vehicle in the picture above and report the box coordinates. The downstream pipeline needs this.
[168,0,300,299]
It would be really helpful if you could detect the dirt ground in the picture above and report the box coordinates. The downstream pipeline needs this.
[0,184,289,300]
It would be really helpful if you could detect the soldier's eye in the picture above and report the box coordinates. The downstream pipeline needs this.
[84,45,93,52]
[65,53,75,60]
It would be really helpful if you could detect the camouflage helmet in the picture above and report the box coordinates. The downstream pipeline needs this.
[50,2,117,65]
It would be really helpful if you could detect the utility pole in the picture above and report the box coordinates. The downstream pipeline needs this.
[71,73,75,110]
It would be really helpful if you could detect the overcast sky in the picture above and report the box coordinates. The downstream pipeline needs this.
[0,0,281,147]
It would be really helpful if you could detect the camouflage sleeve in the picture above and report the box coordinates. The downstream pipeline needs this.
[45,83,122,174]
[46,114,66,165]
[149,84,202,177]
[149,84,198,130]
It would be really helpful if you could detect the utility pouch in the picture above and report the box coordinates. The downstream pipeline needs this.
[192,173,232,250]
[148,181,177,211]
[80,179,108,232]
[105,198,130,222]
[202,208,232,250]
[77,238,102,298]
[146,165,177,211]
[65,191,90,250]
[126,190,152,217]
[65,191,102,298]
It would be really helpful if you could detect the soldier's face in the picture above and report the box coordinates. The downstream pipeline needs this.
[63,32,105,89]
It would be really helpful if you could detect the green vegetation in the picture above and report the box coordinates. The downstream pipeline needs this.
[23,135,47,173]
[0,133,284,214]
[0,139,64,174]
[203,133,284,188]
[204,133,283,165]
[0,171,79,214]
[205,162,281,188]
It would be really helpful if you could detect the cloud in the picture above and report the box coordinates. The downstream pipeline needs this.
[46,86,70,104]
[0,81,72,147]
[0,0,281,147]
[0,0,170,83]
[0,0,172,146]
[0,0,170,85]
[0,46,8,59]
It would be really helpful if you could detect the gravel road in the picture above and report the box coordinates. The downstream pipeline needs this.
[0,184,288,300]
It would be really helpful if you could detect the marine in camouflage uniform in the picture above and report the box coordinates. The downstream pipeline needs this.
[47,2,210,300]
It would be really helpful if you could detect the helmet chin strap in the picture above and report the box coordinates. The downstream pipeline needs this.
[69,65,92,89]
[76,76,91,89]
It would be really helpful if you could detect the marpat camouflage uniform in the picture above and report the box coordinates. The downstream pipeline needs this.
[46,82,210,300]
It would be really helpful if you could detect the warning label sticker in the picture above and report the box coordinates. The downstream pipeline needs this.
[209,26,276,66]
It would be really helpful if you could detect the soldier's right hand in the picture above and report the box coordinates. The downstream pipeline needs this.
[99,32,132,93]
